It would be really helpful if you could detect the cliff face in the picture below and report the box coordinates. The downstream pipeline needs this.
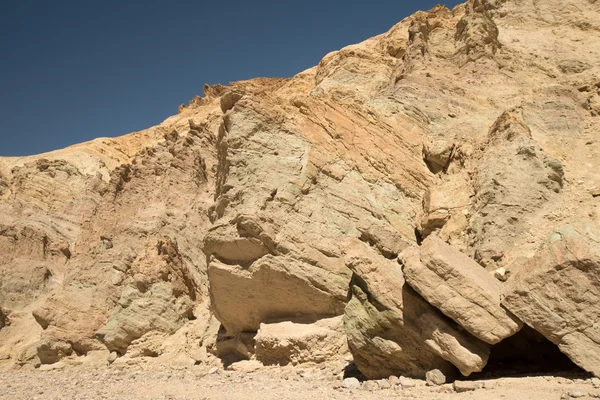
[1,0,600,378]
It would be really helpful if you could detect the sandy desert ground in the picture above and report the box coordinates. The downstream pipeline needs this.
[1,365,598,400]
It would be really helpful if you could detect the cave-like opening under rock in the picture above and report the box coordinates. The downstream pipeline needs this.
[468,326,590,380]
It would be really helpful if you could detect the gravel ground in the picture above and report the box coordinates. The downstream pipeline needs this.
[0,365,598,400]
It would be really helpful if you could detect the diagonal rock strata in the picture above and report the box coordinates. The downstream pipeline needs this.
[401,236,522,344]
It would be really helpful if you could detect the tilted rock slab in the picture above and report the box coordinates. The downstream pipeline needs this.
[344,245,490,379]
[502,225,600,377]
[402,236,522,344]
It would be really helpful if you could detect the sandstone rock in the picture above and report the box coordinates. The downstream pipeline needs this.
[399,376,417,389]
[344,247,489,379]
[455,0,500,62]
[426,369,446,386]
[254,316,348,366]
[423,140,455,173]
[220,90,244,113]
[1,0,600,375]
[226,359,263,373]
[481,380,494,389]
[378,379,391,389]
[202,222,270,265]
[362,380,379,391]
[208,366,219,375]
[502,225,600,377]
[108,351,118,364]
[0,307,8,330]
[401,237,522,344]
[454,380,478,393]
[568,390,587,398]
[95,283,194,354]
[494,267,508,282]
[439,384,454,394]
[419,176,473,238]
[342,377,361,389]
[356,216,411,259]
[208,255,349,334]
[17,339,73,367]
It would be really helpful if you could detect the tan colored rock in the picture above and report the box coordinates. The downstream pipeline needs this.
[203,222,270,264]
[95,284,193,354]
[226,359,263,373]
[470,110,566,270]
[208,255,349,334]
[344,246,489,379]
[220,90,244,113]
[454,380,479,393]
[502,225,600,377]
[419,176,473,238]
[0,114,219,364]
[0,307,8,330]
[402,237,522,344]
[17,339,73,367]
[356,216,411,259]
[1,0,600,374]
[426,369,446,386]
[254,316,348,366]
[423,140,455,173]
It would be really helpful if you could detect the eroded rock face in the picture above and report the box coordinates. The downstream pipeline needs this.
[1,0,600,373]
[502,225,600,377]
[401,237,522,344]
[469,110,565,270]
[0,109,221,364]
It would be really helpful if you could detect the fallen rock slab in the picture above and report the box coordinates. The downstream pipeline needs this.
[426,369,446,386]
[254,316,348,366]
[344,246,490,379]
[401,236,522,344]
[502,225,600,378]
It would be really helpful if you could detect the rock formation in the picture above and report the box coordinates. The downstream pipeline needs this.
[2,0,600,382]
[401,236,522,345]
[503,225,600,377]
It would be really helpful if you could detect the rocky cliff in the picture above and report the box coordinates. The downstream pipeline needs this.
[1,0,600,381]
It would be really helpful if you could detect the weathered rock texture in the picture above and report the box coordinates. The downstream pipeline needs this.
[1,0,600,381]
[344,246,490,379]
[254,317,349,366]
[503,225,600,377]
[402,236,522,344]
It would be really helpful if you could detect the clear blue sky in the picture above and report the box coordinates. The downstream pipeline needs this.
[0,1,461,156]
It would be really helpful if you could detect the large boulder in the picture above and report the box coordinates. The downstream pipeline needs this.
[208,255,349,334]
[502,225,600,377]
[344,247,490,379]
[254,316,348,366]
[401,236,522,344]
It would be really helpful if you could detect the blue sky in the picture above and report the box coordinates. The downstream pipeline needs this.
[0,1,461,156]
